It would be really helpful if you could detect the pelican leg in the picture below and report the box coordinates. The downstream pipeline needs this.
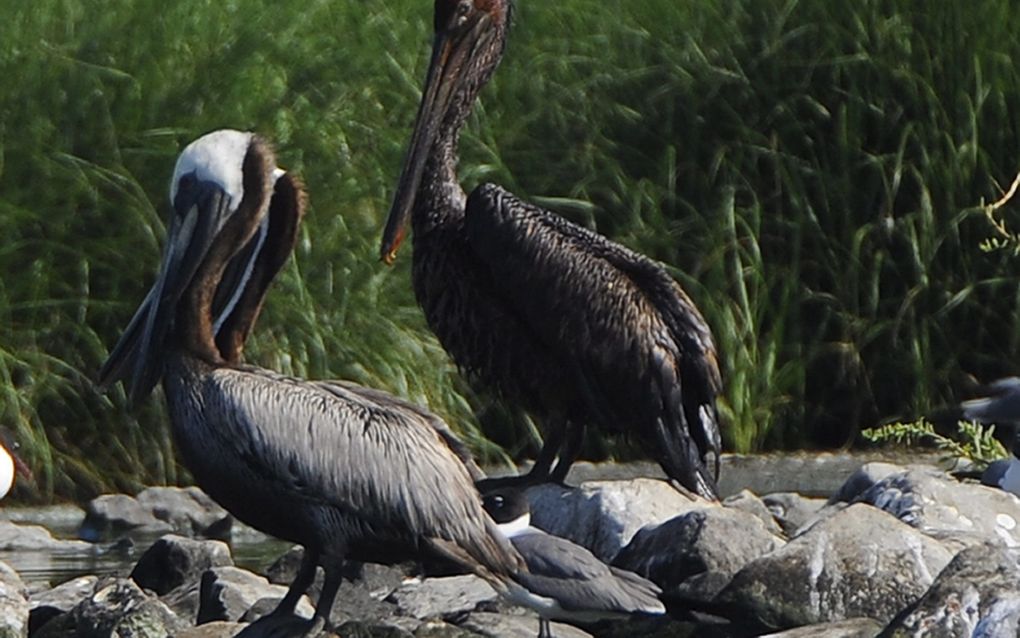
[549,421,584,484]
[538,617,554,638]
[271,548,319,617]
[314,558,345,626]
[526,420,566,483]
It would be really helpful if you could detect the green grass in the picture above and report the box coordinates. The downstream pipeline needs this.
[3,0,1020,500]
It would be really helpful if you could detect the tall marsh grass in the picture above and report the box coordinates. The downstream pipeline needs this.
[2,0,1020,499]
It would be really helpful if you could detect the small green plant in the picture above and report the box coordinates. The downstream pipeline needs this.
[863,418,1007,468]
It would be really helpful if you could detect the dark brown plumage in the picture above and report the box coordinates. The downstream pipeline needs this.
[381,0,722,498]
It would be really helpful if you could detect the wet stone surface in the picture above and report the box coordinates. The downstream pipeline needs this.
[8,452,1020,637]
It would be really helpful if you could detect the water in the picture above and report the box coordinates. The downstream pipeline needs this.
[0,504,290,588]
[0,451,945,589]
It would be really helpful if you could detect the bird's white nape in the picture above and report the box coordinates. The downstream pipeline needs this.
[170,130,256,213]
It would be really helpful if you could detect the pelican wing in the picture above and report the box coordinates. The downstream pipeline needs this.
[464,183,721,497]
[194,364,520,577]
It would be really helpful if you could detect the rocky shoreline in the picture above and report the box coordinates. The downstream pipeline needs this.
[3,458,1020,637]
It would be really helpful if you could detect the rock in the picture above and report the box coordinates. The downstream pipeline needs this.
[0,521,92,551]
[333,620,415,637]
[173,622,247,638]
[0,561,28,638]
[458,611,592,637]
[614,506,784,603]
[73,577,187,636]
[527,479,710,561]
[723,490,785,536]
[79,487,232,542]
[388,575,497,620]
[28,575,97,635]
[761,493,827,537]
[854,467,1020,550]
[136,487,232,540]
[197,566,313,623]
[79,494,174,541]
[880,542,1020,636]
[761,618,885,637]
[131,534,233,595]
[831,462,909,503]
[717,503,954,632]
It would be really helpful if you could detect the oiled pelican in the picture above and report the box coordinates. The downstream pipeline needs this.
[482,486,665,638]
[381,0,722,498]
[98,130,524,631]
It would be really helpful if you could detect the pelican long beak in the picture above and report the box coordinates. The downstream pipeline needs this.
[98,180,237,405]
[380,15,493,264]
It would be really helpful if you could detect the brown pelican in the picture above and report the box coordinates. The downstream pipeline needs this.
[482,486,665,638]
[381,0,723,498]
[0,429,31,500]
[98,129,524,632]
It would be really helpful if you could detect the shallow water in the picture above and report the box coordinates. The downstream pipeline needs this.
[0,451,945,588]
[0,504,290,588]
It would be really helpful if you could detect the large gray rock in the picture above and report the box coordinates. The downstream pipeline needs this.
[761,618,885,637]
[72,577,187,637]
[527,479,711,561]
[854,467,1020,550]
[458,611,592,638]
[723,490,785,536]
[0,561,28,638]
[614,506,784,602]
[717,503,954,632]
[80,487,231,542]
[173,622,247,638]
[131,534,233,595]
[880,542,1020,637]
[0,521,92,551]
[197,566,313,623]
[29,575,96,635]
[135,487,232,540]
[387,575,497,620]
[761,492,828,537]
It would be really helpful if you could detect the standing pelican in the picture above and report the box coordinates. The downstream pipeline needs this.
[381,1,722,498]
[99,130,524,632]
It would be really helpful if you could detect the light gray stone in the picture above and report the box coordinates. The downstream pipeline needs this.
[388,575,497,620]
[29,575,96,634]
[761,618,884,637]
[614,505,784,602]
[717,503,954,631]
[854,467,1020,550]
[458,611,592,638]
[72,577,187,637]
[881,543,1020,637]
[197,566,313,623]
[0,521,91,551]
[0,561,28,638]
[723,490,785,536]
[761,492,828,537]
[527,479,711,561]
[79,487,232,542]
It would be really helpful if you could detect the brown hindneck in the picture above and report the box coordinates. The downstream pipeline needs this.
[177,141,273,365]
